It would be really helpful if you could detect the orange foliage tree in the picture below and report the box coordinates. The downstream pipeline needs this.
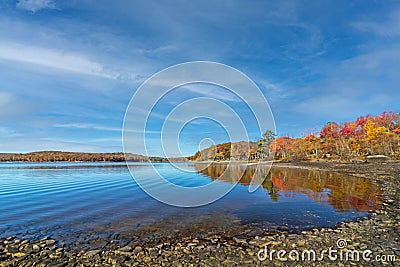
[271,111,400,160]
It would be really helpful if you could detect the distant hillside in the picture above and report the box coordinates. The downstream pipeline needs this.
[0,151,189,162]
[188,141,259,161]
[0,151,151,162]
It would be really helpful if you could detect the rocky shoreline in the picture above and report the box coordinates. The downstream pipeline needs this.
[1,162,399,266]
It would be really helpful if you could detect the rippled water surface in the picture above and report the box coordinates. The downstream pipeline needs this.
[0,162,381,246]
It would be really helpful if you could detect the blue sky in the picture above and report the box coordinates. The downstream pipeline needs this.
[0,0,399,155]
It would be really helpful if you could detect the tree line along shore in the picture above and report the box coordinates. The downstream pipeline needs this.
[190,111,400,161]
[0,152,172,163]
[1,111,399,163]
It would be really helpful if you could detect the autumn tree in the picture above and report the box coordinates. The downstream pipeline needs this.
[257,130,276,159]
[270,111,400,161]
[271,136,294,159]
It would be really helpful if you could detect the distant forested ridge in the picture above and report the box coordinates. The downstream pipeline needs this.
[0,151,163,162]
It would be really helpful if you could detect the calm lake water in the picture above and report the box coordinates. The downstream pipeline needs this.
[0,162,381,247]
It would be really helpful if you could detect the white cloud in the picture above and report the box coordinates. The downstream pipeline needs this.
[53,123,121,132]
[0,42,118,79]
[90,137,124,143]
[53,123,159,134]
[0,137,121,153]
[136,45,177,56]
[0,127,22,138]
[294,93,393,121]
[291,47,400,121]
[0,91,38,119]
[341,47,400,78]
[0,91,13,107]
[183,84,241,103]
[259,80,289,102]
[352,9,400,37]
[17,0,56,12]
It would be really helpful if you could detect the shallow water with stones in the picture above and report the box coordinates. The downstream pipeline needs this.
[0,162,381,248]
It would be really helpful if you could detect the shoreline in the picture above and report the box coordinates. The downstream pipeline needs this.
[1,161,399,266]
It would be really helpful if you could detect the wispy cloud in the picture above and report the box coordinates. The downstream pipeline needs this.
[295,94,380,120]
[291,47,400,123]
[53,123,122,132]
[0,137,121,153]
[0,91,13,107]
[352,9,400,37]
[0,91,38,119]
[0,127,22,138]
[258,80,289,102]
[53,123,159,134]
[0,42,118,79]
[183,84,241,103]
[136,45,177,56]
[340,47,400,78]
[17,0,56,12]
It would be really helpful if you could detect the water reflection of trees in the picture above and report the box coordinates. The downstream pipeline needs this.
[194,163,381,212]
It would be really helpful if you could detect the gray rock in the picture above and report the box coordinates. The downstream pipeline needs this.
[365,155,391,162]
[133,246,143,254]
[45,239,56,246]
[233,237,247,244]
[84,249,100,257]
[32,244,40,252]
[117,245,132,252]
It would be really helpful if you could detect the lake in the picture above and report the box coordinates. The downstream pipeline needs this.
[0,162,381,249]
